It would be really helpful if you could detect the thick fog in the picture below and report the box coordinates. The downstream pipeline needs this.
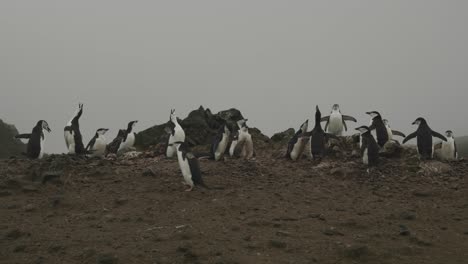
[1,1,467,153]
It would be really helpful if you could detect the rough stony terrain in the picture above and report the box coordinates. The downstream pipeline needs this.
[0,148,467,264]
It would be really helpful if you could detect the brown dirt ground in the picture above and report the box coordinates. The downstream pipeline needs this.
[0,149,467,264]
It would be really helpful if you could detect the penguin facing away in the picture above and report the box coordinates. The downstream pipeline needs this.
[309,106,339,160]
[321,104,357,136]
[15,120,51,159]
[166,109,186,158]
[86,128,109,158]
[403,117,447,159]
[106,129,126,156]
[355,126,379,166]
[64,103,85,155]
[286,119,309,160]
[366,111,389,147]
[174,141,208,192]
[439,130,458,161]
[211,124,231,161]
[383,119,406,140]
[118,120,138,152]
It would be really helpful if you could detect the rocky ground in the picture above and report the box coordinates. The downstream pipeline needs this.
[0,147,468,264]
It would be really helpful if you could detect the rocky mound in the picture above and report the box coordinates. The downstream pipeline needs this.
[135,106,270,149]
[0,119,26,158]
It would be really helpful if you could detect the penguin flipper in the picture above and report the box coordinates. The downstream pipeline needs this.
[391,130,406,138]
[15,134,31,139]
[342,115,357,122]
[85,136,97,152]
[431,131,447,142]
[320,116,330,122]
[402,132,417,144]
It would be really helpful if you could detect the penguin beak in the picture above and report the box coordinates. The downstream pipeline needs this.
[365,112,371,115]
[46,127,51,133]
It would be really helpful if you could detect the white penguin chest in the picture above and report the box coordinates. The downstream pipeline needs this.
[291,137,307,160]
[176,152,194,186]
[441,139,455,159]
[363,148,369,165]
[328,113,343,134]
[215,134,228,160]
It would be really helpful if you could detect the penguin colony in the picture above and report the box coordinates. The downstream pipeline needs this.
[15,103,459,191]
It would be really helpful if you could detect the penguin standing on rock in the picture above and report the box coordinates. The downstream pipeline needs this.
[86,128,109,158]
[211,124,230,161]
[355,126,379,166]
[64,103,85,155]
[383,119,406,141]
[15,120,51,159]
[286,119,309,160]
[166,109,186,158]
[403,118,447,159]
[174,141,208,192]
[309,106,339,160]
[118,120,138,153]
[439,130,458,161]
[321,104,357,136]
[366,111,389,147]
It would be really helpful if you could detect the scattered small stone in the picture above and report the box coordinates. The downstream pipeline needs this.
[276,231,291,237]
[142,167,157,177]
[0,191,12,197]
[96,253,118,264]
[114,198,128,206]
[22,185,39,193]
[343,244,369,259]
[13,245,26,253]
[399,225,411,236]
[5,229,24,240]
[24,204,35,212]
[412,190,432,197]
[400,211,417,220]
[322,227,343,236]
[268,240,287,249]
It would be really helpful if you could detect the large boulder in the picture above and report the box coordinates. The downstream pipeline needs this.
[270,128,295,143]
[135,106,268,149]
[0,119,26,159]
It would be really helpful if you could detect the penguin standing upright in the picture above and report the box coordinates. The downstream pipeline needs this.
[383,119,406,141]
[15,120,51,159]
[286,119,309,160]
[320,104,357,136]
[438,130,458,161]
[355,126,379,166]
[118,120,138,153]
[229,130,239,157]
[309,106,338,160]
[166,109,186,158]
[232,119,254,159]
[366,111,389,147]
[106,129,126,156]
[174,141,207,192]
[211,124,230,161]
[86,128,109,158]
[403,117,447,159]
[64,103,85,155]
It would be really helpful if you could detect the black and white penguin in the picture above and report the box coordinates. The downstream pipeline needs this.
[366,111,389,147]
[174,141,208,192]
[231,119,254,159]
[309,106,339,160]
[64,103,85,155]
[166,109,186,158]
[403,117,447,159]
[355,126,379,166]
[383,119,406,140]
[85,128,109,158]
[118,120,138,153]
[106,129,126,156]
[15,120,51,159]
[321,104,357,136]
[229,129,240,157]
[211,124,230,161]
[439,130,458,161]
[286,119,309,160]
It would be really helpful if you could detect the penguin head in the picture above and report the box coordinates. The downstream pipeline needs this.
[366,111,381,119]
[299,119,309,133]
[237,119,248,129]
[169,109,177,123]
[332,104,340,111]
[355,126,370,134]
[38,120,51,133]
[315,105,322,120]
[383,119,389,126]
[128,120,138,129]
[97,128,109,135]
[412,117,427,126]
[223,125,230,135]
[445,130,454,138]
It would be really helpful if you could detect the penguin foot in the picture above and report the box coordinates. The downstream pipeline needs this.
[184,186,194,192]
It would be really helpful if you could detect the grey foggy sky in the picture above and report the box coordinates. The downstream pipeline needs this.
[1,0,467,153]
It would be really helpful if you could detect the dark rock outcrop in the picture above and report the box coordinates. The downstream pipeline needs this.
[0,119,26,159]
[135,106,268,149]
[270,128,295,143]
